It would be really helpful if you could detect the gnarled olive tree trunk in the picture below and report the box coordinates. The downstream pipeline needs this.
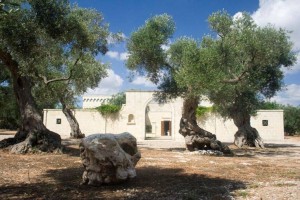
[179,97,231,154]
[0,52,61,153]
[233,112,264,148]
[60,98,84,139]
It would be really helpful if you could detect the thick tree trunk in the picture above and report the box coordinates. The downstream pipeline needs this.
[232,113,264,148]
[179,97,231,154]
[60,98,84,138]
[0,52,61,153]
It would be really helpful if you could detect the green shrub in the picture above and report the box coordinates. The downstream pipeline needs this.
[196,106,214,117]
[95,104,121,117]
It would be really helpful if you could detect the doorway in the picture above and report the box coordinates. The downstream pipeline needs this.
[161,120,171,136]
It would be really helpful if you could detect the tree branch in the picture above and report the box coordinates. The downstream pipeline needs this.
[39,57,81,85]
[39,72,72,85]
[222,48,257,84]
[222,70,248,83]
[0,49,19,75]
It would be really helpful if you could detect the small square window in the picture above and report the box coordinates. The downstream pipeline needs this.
[262,120,268,126]
[56,118,61,124]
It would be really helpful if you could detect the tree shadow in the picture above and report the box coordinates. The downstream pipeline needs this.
[126,166,246,199]
[0,167,246,200]
[0,165,247,200]
[264,143,300,149]
[161,143,300,158]
[61,139,81,157]
[62,145,80,157]
[166,147,187,152]
[231,143,300,158]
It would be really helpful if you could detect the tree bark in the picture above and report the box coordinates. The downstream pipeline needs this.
[232,112,264,148]
[0,52,61,153]
[179,97,231,154]
[60,98,84,138]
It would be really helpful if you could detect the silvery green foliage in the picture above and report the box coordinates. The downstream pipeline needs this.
[202,11,296,118]
[0,0,117,103]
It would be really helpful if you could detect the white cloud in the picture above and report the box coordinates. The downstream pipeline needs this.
[85,69,123,95]
[282,52,300,75]
[107,33,127,44]
[233,12,243,21]
[271,84,300,106]
[106,51,119,59]
[245,0,300,105]
[106,51,129,61]
[131,76,156,88]
[161,44,170,51]
[161,39,173,52]
[120,52,130,61]
[117,33,127,40]
[251,0,300,51]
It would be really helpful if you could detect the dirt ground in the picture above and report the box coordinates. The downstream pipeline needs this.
[0,135,299,200]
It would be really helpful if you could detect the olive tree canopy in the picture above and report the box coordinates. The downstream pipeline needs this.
[127,14,231,153]
[0,0,115,153]
[181,11,296,147]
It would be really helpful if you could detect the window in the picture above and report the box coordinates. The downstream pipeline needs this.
[262,120,268,126]
[128,114,135,124]
[56,118,61,124]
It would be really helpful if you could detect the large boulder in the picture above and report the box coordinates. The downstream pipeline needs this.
[79,132,141,185]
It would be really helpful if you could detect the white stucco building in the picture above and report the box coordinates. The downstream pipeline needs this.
[43,90,284,143]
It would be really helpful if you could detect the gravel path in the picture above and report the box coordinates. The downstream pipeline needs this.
[138,140,186,149]
[1,132,299,148]
[0,135,14,140]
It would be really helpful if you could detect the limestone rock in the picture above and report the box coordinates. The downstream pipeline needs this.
[79,132,141,186]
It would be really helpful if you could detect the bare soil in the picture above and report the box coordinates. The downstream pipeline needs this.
[0,136,299,200]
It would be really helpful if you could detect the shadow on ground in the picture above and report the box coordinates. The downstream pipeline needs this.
[264,143,299,148]
[61,139,81,157]
[0,166,246,200]
[161,142,300,158]
[231,143,300,158]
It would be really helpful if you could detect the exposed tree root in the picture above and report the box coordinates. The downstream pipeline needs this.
[180,117,232,154]
[234,126,264,148]
[0,130,62,154]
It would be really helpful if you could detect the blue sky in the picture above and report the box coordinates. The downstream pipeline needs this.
[72,0,300,106]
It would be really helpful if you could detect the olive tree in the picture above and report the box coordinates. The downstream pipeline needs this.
[184,11,296,148]
[0,0,112,153]
[40,51,110,139]
[127,15,230,153]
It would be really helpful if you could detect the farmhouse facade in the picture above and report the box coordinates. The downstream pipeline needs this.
[43,90,284,142]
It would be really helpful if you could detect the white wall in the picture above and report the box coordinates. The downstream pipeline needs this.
[43,91,284,143]
[198,110,284,142]
[82,95,112,108]
[251,110,284,141]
